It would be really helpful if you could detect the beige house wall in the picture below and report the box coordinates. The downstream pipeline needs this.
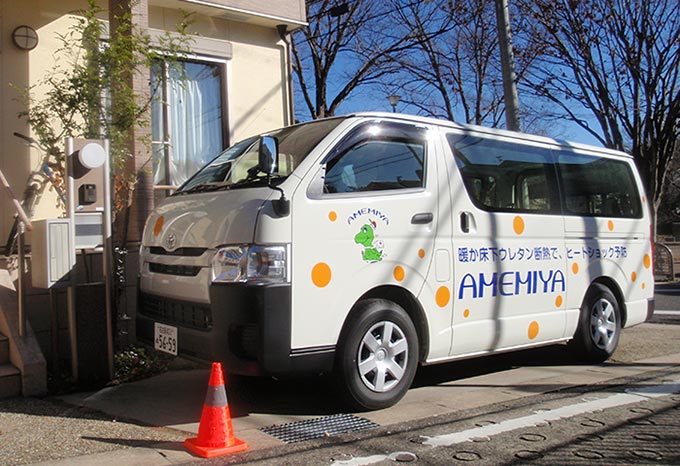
[149,6,291,143]
[0,0,95,238]
[0,0,300,236]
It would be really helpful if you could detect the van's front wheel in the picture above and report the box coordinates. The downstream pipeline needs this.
[336,299,418,411]
[569,283,621,363]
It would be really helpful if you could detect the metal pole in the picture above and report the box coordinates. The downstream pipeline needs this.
[17,222,26,337]
[103,139,114,379]
[66,137,78,382]
[495,0,521,131]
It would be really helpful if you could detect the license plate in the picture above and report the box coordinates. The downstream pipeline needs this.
[154,322,178,356]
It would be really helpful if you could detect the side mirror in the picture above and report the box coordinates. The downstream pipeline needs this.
[258,136,279,176]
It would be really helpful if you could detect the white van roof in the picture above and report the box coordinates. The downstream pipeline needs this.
[346,112,633,160]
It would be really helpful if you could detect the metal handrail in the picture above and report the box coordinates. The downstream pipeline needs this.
[0,170,32,231]
[654,242,675,282]
[0,168,32,336]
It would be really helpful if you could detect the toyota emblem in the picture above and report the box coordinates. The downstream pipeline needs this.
[166,232,177,250]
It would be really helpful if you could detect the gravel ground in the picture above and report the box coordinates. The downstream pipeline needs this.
[0,321,675,465]
[612,322,680,364]
[0,396,187,465]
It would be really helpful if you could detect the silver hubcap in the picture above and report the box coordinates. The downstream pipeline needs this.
[589,298,617,350]
[357,321,408,393]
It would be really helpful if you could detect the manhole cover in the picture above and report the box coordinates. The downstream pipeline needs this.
[515,450,543,460]
[633,433,660,441]
[452,451,481,461]
[261,413,379,443]
[475,420,496,427]
[580,418,605,428]
[519,433,546,442]
[629,407,654,415]
[629,418,656,426]
[574,449,604,459]
[393,452,417,462]
[630,449,662,460]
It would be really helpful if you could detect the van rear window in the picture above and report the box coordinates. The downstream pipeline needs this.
[447,132,643,219]
[556,151,642,218]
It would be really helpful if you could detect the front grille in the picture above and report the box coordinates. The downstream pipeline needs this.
[149,262,202,277]
[139,293,212,330]
[149,246,207,257]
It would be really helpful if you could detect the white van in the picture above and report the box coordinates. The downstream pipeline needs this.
[137,113,654,410]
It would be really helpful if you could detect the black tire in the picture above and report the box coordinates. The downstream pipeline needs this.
[568,283,621,363]
[335,299,419,411]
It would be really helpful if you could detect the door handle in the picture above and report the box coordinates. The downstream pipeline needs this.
[460,212,476,233]
[411,212,433,224]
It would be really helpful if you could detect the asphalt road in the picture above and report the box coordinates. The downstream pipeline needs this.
[1,282,678,465]
[225,369,680,465]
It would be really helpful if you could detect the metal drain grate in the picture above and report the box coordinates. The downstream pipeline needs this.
[260,413,380,443]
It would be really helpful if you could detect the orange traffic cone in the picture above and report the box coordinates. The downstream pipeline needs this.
[184,362,248,458]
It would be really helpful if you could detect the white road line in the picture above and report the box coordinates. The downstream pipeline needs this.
[332,379,680,465]
[653,310,680,315]
[423,380,680,447]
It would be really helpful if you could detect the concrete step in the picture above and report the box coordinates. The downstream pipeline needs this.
[0,334,8,365]
[0,363,21,399]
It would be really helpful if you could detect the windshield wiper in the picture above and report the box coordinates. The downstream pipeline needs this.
[175,182,229,195]
[229,175,286,189]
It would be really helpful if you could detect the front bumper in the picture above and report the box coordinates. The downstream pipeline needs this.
[137,282,334,376]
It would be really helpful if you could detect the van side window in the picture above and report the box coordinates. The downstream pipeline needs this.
[556,151,642,218]
[446,133,557,213]
[324,123,425,194]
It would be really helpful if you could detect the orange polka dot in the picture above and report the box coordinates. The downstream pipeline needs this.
[463,309,470,318]
[328,211,337,222]
[418,249,425,259]
[631,271,637,282]
[153,216,164,236]
[311,262,332,288]
[393,266,405,282]
[607,220,614,231]
[555,295,563,308]
[572,263,579,274]
[436,286,450,307]
[513,216,525,235]
[643,254,651,269]
[642,196,646,203]
[528,321,539,340]
[642,282,646,290]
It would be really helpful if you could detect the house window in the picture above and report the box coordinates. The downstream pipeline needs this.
[151,58,227,195]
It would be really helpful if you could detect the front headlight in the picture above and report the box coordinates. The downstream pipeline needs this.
[212,245,288,284]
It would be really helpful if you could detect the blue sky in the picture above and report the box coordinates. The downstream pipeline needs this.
[295,81,604,148]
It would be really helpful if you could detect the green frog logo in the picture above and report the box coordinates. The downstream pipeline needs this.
[354,220,384,262]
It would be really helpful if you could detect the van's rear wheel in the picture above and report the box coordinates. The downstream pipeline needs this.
[336,299,418,411]
[569,283,621,363]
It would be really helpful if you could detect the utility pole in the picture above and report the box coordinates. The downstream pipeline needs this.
[495,0,521,131]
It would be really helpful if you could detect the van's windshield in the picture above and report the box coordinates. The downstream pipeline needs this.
[175,118,345,195]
